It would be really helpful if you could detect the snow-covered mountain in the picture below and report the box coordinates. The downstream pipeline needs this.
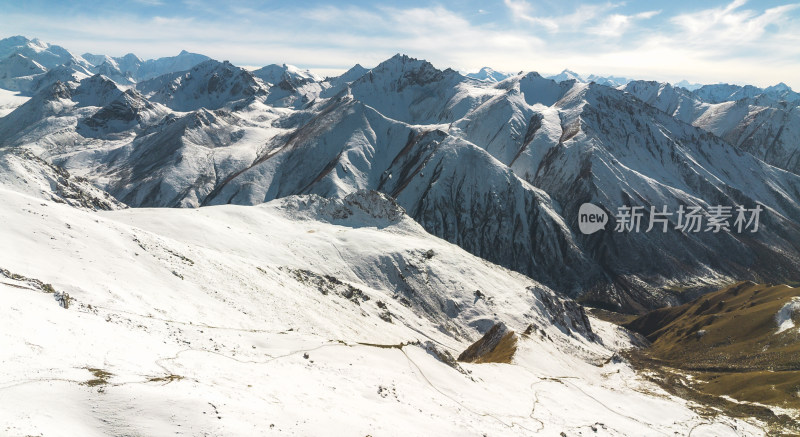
[0,35,90,70]
[0,37,210,96]
[252,63,323,85]
[548,68,584,83]
[674,79,703,91]
[466,67,512,83]
[0,53,46,79]
[84,49,211,82]
[693,82,800,104]
[547,69,630,87]
[250,63,330,107]
[2,41,800,312]
[623,80,800,176]
[585,73,630,87]
[136,60,267,111]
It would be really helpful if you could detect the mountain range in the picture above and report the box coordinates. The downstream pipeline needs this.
[1,35,800,313]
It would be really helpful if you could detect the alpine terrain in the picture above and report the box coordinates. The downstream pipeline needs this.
[1,34,799,435]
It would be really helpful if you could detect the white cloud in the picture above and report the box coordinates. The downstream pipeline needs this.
[504,0,631,33]
[670,0,800,46]
[589,10,660,37]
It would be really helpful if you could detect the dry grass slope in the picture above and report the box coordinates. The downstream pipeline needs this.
[624,281,800,417]
[458,323,518,364]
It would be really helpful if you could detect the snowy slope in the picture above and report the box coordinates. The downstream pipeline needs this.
[441,73,800,309]
[529,82,800,309]
[0,53,46,80]
[0,148,124,210]
[102,105,282,207]
[0,186,767,436]
[0,87,28,117]
[0,36,94,94]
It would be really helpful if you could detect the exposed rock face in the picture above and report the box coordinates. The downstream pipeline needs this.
[279,190,406,226]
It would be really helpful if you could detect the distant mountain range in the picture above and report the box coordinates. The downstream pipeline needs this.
[2,35,800,312]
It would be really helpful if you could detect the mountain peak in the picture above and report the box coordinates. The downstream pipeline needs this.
[136,58,265,111]
[1,35,32,45]
[548,69,585,83]
[768,82,791,91]
[251,63,321,88]
[331,63,369,84]
[466,67,512,83]
[362,54,453,93]
[380,53,429,69]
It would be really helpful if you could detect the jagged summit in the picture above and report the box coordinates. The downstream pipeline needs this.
[342,53,469,124]
[136,59,266,111]
[367,53,455,81]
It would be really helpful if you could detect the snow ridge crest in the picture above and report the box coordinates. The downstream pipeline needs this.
[278,190,408,228]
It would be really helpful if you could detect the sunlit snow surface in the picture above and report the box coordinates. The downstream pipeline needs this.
[775,297,800,334]
[0,88,29,117]
[0,188,765,436]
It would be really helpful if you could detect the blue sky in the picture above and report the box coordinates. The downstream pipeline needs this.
[1,0,798,87]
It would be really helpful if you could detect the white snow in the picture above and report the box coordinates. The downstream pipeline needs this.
[775,296,800,334]
[0,186,767,436]
[0,87,29,117]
